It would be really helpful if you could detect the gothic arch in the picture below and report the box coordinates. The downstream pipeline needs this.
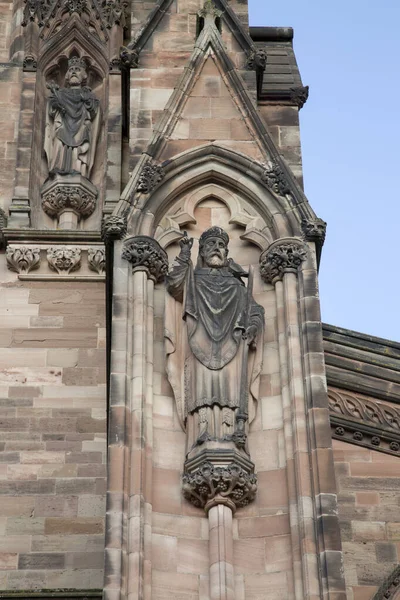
[373,565,400,600]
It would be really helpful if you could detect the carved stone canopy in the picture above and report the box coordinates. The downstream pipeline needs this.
[260,238,307,285]
[122,235,168,283]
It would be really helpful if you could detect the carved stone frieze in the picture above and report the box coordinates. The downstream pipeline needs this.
[101,215,127,242]
[136,162,164,194]
[41,178,97,221]
[261,163,290,196]
[6,247,41,274]
[290,85,309,109]
[47,247,81,274]
[302,217,327,244]
[122,236,168,282]
[88,247,106,274]
[247,48,267,72]
[182,460,257,512]
[329,389,400,433]
[260,240,307,284]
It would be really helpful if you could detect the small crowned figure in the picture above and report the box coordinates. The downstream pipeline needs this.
[165,227,264,457]
[44,57,101,179]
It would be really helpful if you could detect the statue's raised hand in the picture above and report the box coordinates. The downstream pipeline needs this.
[179,232,193,260]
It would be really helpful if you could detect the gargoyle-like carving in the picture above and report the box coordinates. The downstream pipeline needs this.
[182,461,257,512]
[260,240,307,284]
[47,247,81,274]
[88,247,106,274]
[122,236,168,283]
[136,162,164,194]
[42,184,96,220]
[290,85,309,110]
[247,48,267,71]
[301,217,327,244]
[23,54,37,72]
[101,215,127,242]
[261,163,291,196]
[6,247,41,274]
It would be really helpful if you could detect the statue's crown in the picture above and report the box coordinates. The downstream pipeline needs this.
[199,226,229,247]
[68,56,87,70]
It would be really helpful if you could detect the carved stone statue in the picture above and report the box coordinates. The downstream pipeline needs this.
[44,57,100,179]
[165,227,264,459]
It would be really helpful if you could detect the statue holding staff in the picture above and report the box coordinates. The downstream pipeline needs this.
[165,227,264,458]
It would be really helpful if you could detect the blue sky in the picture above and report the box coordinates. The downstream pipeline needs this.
[249,1,400,342]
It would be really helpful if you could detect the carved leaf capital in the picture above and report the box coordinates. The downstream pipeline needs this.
[122,236,168,283]
[259,240,307,284]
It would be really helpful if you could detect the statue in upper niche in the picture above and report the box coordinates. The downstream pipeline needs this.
[165,227,264,455]
[44,57,101,179]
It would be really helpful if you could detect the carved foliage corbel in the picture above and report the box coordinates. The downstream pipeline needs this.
[88,247,106,274]
[6,247,41,273]
[47,247,81,274]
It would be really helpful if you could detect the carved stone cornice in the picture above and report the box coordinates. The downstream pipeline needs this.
[372,565,400,600]
[6,246,41,274]
[261,163,290,196]
[182,460,257,513]
[88,247,106,274]
[122,236,168,283]
[136,162,164,195]
[302,217,327,245]
[101,215,127,243]
[290,85,309,109]
[259,239,307,284]
[329,388,400,456]
[47,247,81,274]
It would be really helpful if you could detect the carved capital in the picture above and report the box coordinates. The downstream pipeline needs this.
[6,247,40,274]
[41,177,97,221]
[122,236,168,282]
[260,239,307,284]
[247,48,267,72]
[136,162,164,194]
[47,247,81,274]
[261,163,290,196]
[101,215,127,242]
[88,247,106,274]
[301,217,327,244]
[182,461,257,513]
[290,85,309,109]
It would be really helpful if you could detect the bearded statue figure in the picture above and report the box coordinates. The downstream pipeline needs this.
[165,227,264,459]
[44,57,101,179]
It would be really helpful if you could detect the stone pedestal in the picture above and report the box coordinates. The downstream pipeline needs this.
[41,174,97,230]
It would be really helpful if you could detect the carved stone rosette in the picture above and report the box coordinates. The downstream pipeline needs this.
[260,239,307,284]
[101,215,127,242]
[302,217,327,245]
[122,236,168,283]
[136,162,164,194]
[47,247,81,274]
[88,247,106,274]
[6,247,41,274]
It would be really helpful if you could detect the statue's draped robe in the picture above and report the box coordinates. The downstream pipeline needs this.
[44,87,100,178]
[165,257,264,452]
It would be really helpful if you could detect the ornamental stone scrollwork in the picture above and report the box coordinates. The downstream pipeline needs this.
[259,239,307,284]
[47,247,81,274]
[247,48,267,72]
[290,85,309,110]
[101,214,127,242]
[301,217,327,245]
[88,247,106,274]
[182,460,257,513]
[136,162,164,194]
[261,163,291,196]
[6,247,41,274]
[122,236,168,283]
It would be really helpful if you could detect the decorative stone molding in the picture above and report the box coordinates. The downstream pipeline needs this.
[136,162,164,194]
[372,565,400,600]
[88,247,106,274]
[329,388,400,456]
[101,215,127,242]
[259,239,307,284]
[6,246,41,274]
[23,54,38,72]
[182,460,257,512]
[261,163,290,196]
[41,175,97,225]
[290,85,309,109]
[302,217,327,245]
[47,247,81,274]
[247,48,267,72]
[122,236,168,283]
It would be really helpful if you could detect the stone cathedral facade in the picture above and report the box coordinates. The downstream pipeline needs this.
[0,1,399,600]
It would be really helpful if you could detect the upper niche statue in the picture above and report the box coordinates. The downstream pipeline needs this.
[44,57,100,179]
[165,227,264,455]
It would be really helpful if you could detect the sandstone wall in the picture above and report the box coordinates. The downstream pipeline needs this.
[0,278,106,591]
[334,439,400,600]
